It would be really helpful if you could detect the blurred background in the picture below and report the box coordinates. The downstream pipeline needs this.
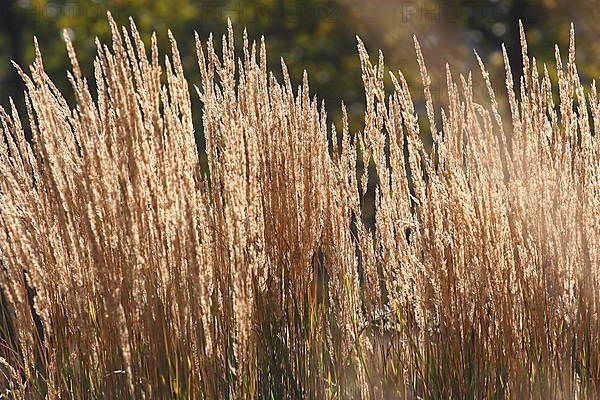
[1,0,600,130]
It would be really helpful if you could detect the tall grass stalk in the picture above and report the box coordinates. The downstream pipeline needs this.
[0,15,599,399]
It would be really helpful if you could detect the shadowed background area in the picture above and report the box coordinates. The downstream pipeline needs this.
[1,0,600,130]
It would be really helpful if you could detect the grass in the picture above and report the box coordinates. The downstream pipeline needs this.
[0,14,599,399]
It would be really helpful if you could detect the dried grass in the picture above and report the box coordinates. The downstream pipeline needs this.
[0,15,599,399]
